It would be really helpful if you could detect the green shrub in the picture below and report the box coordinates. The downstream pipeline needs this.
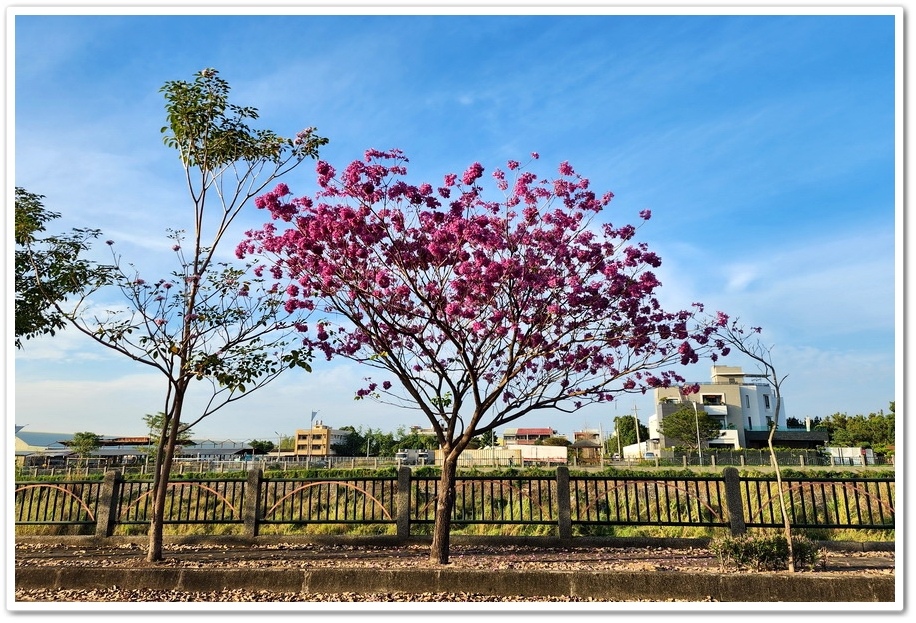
[710,533,825,572]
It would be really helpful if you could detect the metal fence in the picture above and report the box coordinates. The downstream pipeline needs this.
[739,476,896,530]
[570,475,730,528]
[115,478,248,527]
[14,479,104,528]
[259,477,398,527]
[14,467,895,539]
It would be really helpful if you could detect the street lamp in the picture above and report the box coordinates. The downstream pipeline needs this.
[274,431,282,461]
[308,411,319,466]
[692,402,703,466]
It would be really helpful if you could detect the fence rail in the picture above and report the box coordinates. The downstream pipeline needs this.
[14,467,894,539]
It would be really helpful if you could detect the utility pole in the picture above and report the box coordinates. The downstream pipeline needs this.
[634,405,643,459]
[599,422,604,468]
[274,431,281,461]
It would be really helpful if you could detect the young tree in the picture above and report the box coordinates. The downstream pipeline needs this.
[20,69,327,562]
[14,188,111,348]
[657,404,721,453]
[68,431,102,466]
[143,412,194,446]
[712,317,795,571]
[240,150,730,563]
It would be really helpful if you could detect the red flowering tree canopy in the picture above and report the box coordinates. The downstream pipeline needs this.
[238,149,730,445]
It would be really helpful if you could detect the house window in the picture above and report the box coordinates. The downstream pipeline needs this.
[702,395,723,405]
[744,395,750,408]
[764,395,771,409]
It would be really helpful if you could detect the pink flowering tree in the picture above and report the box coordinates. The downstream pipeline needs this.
[239,149,731,564]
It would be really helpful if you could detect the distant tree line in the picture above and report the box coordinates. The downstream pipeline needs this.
[807,402,895,455]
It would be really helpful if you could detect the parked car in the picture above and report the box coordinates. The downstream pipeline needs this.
[643,452,657,460]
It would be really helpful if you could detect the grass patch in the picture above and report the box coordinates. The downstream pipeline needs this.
[710,532,826,571]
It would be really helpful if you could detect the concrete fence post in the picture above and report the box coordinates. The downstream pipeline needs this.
[555,466,572,540]
[244,468,263,538]
[396,466,412,540]
[722,467,746,537]
[94,470,121,538]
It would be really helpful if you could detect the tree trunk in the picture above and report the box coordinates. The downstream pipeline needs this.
[768,423,795,573]
[429,454,458,564]
[146,388,185,563]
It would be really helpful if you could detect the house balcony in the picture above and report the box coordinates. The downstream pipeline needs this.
[701,404,729,417]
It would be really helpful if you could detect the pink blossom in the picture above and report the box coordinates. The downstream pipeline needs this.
[238,148,736,430]
[461,162,485,185]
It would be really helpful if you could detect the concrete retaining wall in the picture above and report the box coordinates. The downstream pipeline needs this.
[15,566,896,602]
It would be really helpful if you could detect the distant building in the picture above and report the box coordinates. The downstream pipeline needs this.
[573,429,601,443]
[294,420,352,458]
[501,427,558,445]
[177,439,250,461]
[646,366,827,453]
[409,425,438,436]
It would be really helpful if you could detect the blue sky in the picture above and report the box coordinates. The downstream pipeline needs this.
[10,7,900,442]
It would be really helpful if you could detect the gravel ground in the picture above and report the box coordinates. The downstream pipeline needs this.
[14,541,895,603]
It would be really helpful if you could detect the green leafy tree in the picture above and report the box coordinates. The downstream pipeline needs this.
[612,415,649,448]
[68,431,101,465]
[364,428,398,456]
[540,436,571,446]
[330,426,365,456]
[657,404,721,453]
[20,69,327,562]
[14,188,112,348]
[143,412,194,445]
[817,404,895,454]
[248,440,274,456]
[396,427,439,451]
